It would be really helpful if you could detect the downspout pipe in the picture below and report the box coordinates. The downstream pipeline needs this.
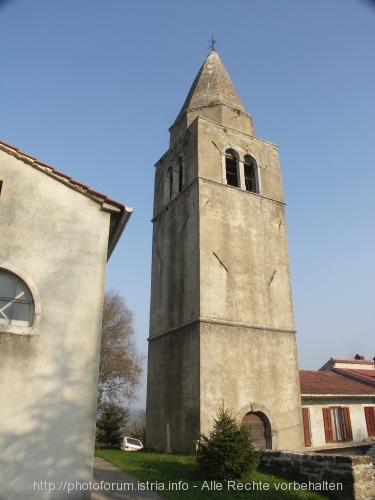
[107,205,133,260]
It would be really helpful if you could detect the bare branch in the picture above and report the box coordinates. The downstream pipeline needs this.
[98,289,145,405]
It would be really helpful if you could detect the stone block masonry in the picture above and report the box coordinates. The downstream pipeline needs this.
[260,450,375,500]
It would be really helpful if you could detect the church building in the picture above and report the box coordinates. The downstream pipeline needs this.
[0,140,132,499]
[146,51,304,452]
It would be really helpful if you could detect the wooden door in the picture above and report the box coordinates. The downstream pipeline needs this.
[241,412,267,449]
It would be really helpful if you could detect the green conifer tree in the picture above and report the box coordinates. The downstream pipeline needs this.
[196,407,259,480]
[95,402,129,449]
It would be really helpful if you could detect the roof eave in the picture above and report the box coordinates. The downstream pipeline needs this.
[0,139,131,258]
[107,205,133,260]
[301,393,375,398]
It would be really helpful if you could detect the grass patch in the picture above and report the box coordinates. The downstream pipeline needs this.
[95,450,329,499]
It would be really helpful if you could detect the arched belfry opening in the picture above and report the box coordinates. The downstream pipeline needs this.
[168,168,173,200]
[164,166,174,202]
[177,156,184,193]
[241,411,272,449]
[225,149,239,187]
[244,155,258,193]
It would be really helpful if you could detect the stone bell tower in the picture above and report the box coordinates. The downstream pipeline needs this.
[146,51,304,452]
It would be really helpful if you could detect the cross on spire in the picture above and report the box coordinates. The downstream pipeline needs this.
[208,34,217,52]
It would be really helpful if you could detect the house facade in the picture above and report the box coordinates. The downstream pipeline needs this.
[300,357,375,450]
[0,140,132,499]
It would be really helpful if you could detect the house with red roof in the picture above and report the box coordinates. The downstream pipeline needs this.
[0,140,132,499]
[300,355,375,453]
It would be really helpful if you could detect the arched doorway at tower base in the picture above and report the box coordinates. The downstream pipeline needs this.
[241,411,271,450]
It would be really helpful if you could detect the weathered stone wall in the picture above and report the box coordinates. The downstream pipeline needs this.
[145,325,200,453]
[150,162,200,335]
[196,117,284,202]
[197,116,303,450]
[261,450,375,500]
[200,325,303,451]
[198,176,293,327]
[153,122,198,217]
[147,113,304,451]
[147,51,304,452]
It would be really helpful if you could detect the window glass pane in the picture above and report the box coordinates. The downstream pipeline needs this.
[0,271,34,327]
[335,410,343,440]
[330,408,343,441]
[127,438,141,446]
[0,272,17,299]
[12,301,34,325]
[15,280,33,302]
[330,408,337,440]
[0,298,13,322]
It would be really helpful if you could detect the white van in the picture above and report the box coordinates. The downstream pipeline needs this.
[121,437,143,451]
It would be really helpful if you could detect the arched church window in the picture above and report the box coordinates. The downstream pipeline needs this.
[0,270,34,327]
[169,168,173,200]
[177,157,184,193]
[244,155,258,193]
[165,166,174,202]
[225,150,239,187]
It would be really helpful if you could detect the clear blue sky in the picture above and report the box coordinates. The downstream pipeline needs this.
[1,0,374,409]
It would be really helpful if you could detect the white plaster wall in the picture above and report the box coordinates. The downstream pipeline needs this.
[302,400,375,448]
[0,150,111,499]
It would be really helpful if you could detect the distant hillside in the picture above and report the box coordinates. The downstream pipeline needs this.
[128,408,145,423]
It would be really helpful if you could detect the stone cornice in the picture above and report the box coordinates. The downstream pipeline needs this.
[148,316,296,341]
[151,176,286,222]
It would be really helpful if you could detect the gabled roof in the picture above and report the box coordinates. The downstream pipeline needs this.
[319,357,374,371]
[0,139,132,259]
[299,370,375,396]
[332,368,375,388]
[174,51,245,123]
[327,357,373,365]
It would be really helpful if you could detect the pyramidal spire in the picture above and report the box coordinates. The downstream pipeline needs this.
[176,51,245,120]
[169,52,254,146]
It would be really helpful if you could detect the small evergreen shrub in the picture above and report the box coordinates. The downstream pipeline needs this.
[96,402,129,449]
[196,407,259,480]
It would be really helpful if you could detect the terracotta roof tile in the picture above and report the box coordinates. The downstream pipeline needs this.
[0,139,20,151]
[0,139,124,209]
[339,369,375,379]
[52,170,72,180]
[333,368,375,387]
[104,196,125,208]
[87,188,108,198]
[71,180,91,190]
[0,139,133,260]
[299,370,375,395]
[38,161,55,171]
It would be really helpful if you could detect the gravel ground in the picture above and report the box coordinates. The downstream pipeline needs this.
[92,457,163,500]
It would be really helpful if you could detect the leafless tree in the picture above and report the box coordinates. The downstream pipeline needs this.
[121,410,146,443]
[99,289,144,404]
